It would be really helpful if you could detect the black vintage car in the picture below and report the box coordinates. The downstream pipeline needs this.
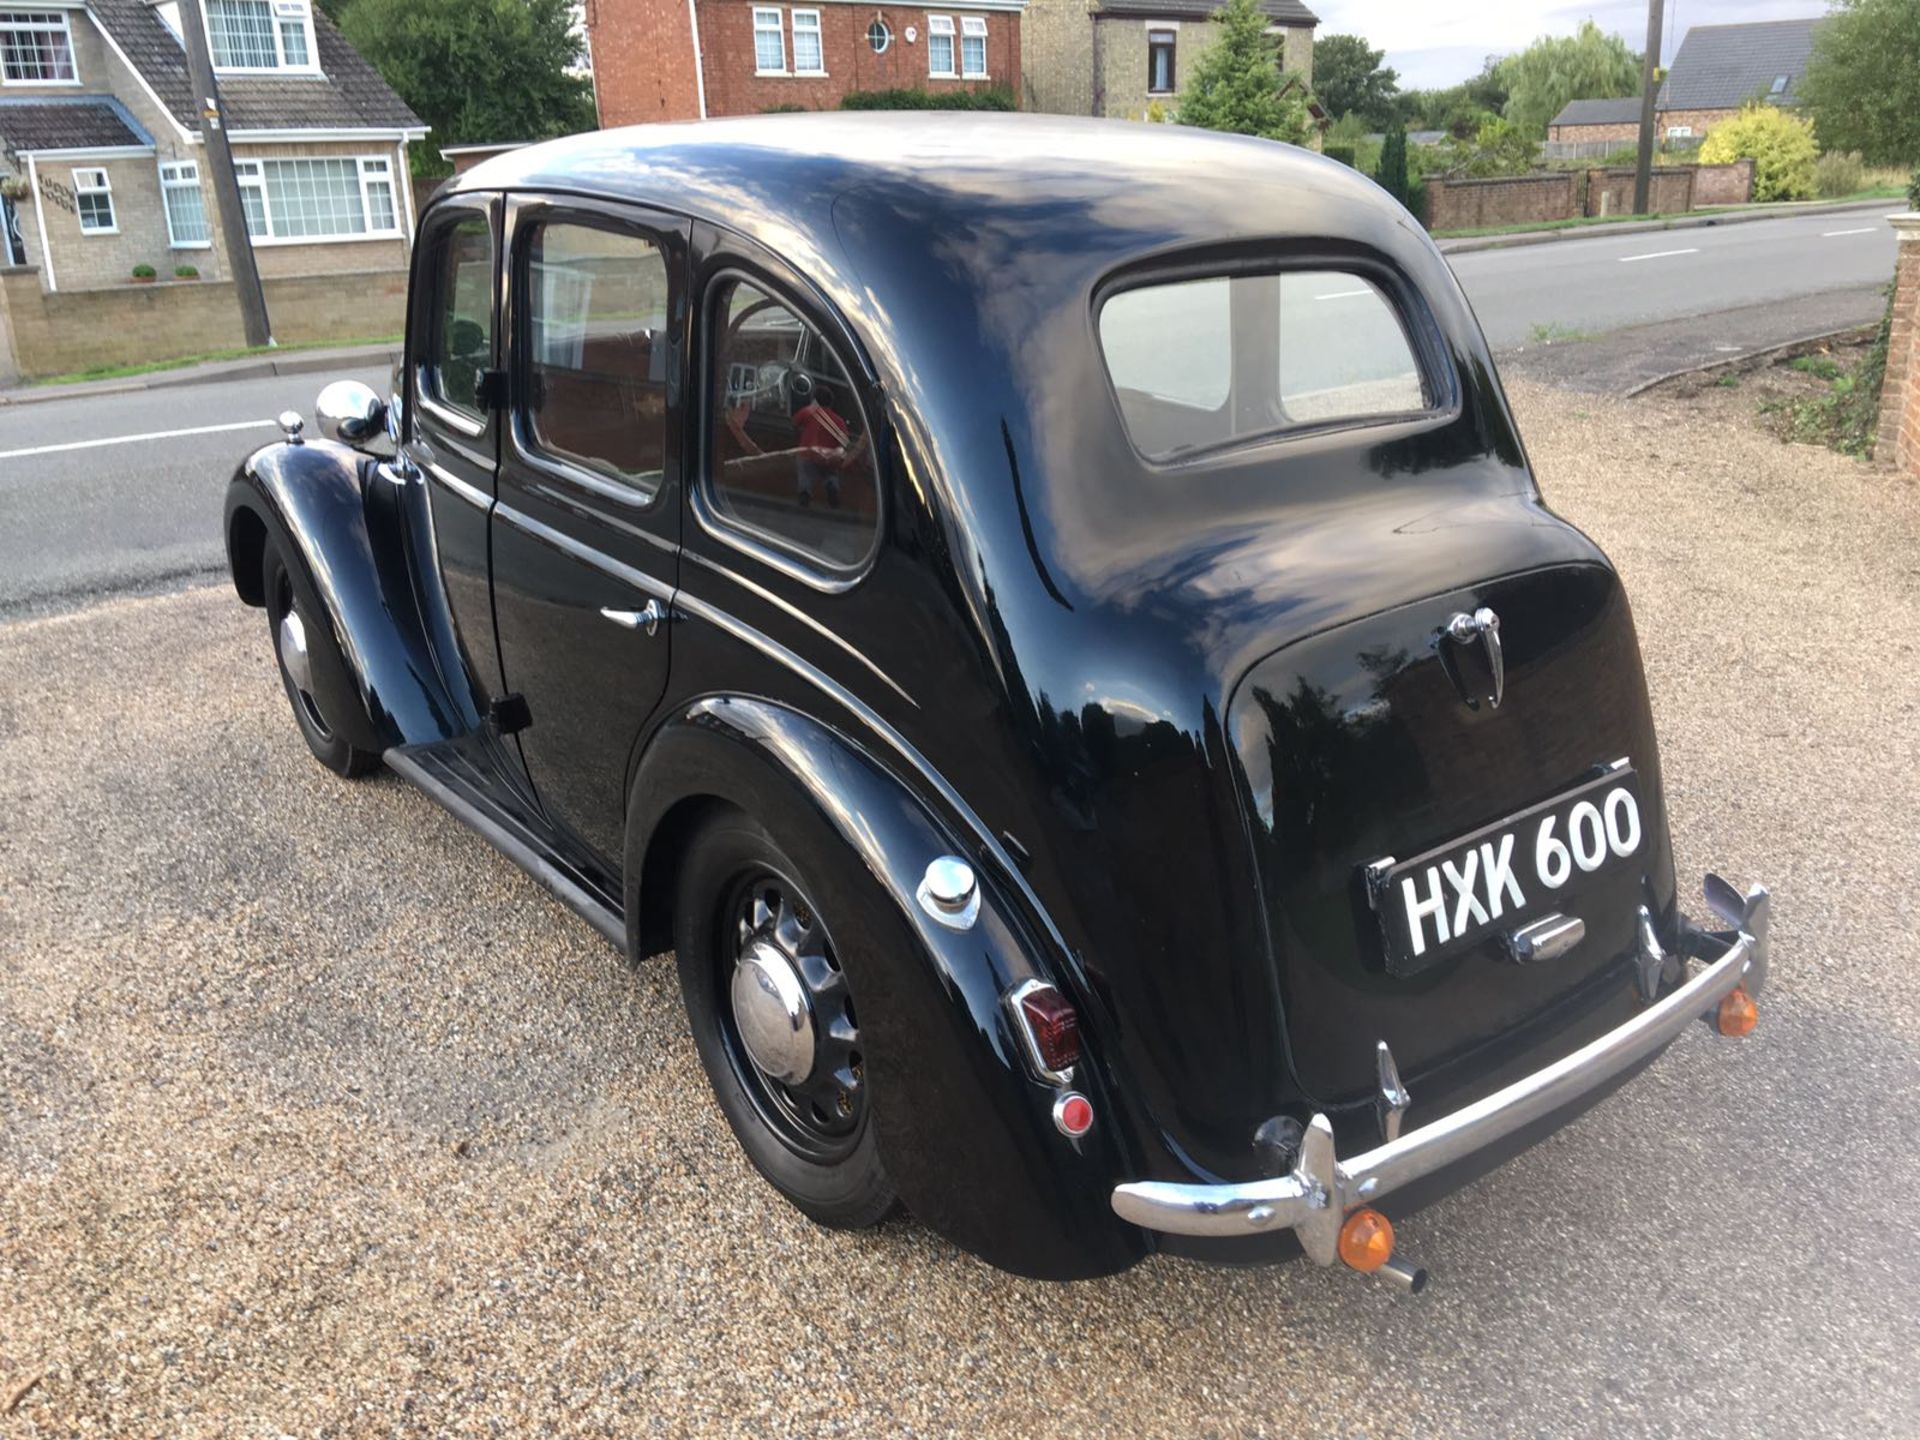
[224,114,1772,1286]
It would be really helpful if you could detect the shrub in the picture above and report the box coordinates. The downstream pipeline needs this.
[1323,143,1356,167]
[1144,98,1170,124]
[1813,150,1865,199]
[131,263,156,279]
[173,263,200,279]
[839,87,1014,111]
[1377,126,1409,207]
[1175,0,1312,143]
[1698,103,1818,201]
[1909,165,1920,211]
[762,103,807,113]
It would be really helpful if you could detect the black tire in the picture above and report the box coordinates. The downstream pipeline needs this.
[262,546,380,779]
[674,810,896,1229]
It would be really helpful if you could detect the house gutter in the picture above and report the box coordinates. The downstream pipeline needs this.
[687,0,709,119]
[24,155,54,293]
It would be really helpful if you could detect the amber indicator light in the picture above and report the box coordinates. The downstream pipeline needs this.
[1337,1208,1395,1272]
[1716,986,1758,1037]
[1019,986,1082,1073]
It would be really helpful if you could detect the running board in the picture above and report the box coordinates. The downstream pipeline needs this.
[385,742,626,950]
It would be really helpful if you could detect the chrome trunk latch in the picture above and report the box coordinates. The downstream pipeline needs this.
[1506,912,1585,965]
[1442,607,1504,709]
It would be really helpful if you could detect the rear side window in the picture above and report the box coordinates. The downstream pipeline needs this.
[523,219,672,497]
[424,214,495,424]
[1098,270,1431,461]
[704,276,879,574]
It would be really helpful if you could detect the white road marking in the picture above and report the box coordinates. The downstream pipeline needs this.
[1822,227,1877,237]
[1618,247,1700,263]
[0,418,274,460]
[1313,289,1373,301]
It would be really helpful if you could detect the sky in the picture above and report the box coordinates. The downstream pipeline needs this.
[1307,0,1832,89]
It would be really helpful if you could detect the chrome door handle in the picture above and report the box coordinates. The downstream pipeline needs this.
[600,599,675,637]
[1442,606,1504,709]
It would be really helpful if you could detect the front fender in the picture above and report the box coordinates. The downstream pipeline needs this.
[225,438,478,752]
[627,697,1148,1280]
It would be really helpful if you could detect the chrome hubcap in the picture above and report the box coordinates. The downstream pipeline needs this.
[278,609,314,696]
[732,939,816,1084]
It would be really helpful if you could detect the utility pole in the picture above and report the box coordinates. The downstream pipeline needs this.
[1632,0,1666,215]
[176,0,272,347]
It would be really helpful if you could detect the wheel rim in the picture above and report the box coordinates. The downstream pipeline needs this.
[717,868,865,1162]
[272,571,332,740]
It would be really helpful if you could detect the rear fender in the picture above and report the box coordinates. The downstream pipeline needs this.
[224,437,479,752]
[626,696,1147,1280]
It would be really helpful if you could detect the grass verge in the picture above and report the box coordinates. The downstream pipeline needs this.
[29,335,401,388]
[1432,192,1903,242]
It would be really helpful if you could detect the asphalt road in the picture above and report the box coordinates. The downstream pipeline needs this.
[0,209,1899,617]
[5,379,1915,1435]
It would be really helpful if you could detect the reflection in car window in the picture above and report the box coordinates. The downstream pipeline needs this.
[427,215,494,423]
[524,221,671,496]
[705,278,879,572]
[1099,271,1430,460]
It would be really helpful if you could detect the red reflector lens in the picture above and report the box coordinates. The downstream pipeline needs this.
[1054,1091,1095,1137]
[1019,986,1081,1073]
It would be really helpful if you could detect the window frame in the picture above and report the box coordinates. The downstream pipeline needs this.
[0,8,79,85]
[926,14,955,78]
[412,202,498,440]
[695,263,885,589]
[507,204,681,511]
[1091,253,1459,468]
[204,0,321,75]
[71,166,115,235]
[789,7,824,75]
[865,17,889,53]
[159,159,211,248]
[959,15,987,79]
[230,154,404,244]
[751,5,786,75]
[1146,27,1176,95]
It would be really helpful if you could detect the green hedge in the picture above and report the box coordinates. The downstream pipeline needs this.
[1323,144,1356,167]
[840,87,1015,111]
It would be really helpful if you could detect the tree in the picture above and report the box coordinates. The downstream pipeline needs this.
[338,0,595,171]
[1700,103,1819,202]
[1178,0,1313,145]
[1313,33,1399,128]
[1377,126,1409,208]
[1801,0,1920,168]
[1493,21,1641,138]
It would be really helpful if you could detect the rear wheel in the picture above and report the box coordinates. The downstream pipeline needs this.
[263,546,379,778]
[674,811,895,1228]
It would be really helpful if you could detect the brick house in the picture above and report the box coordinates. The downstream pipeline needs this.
[1545,97,1643,151]
[1021,0,1314,122]
[586,0,1024,125]
[0,0,424,299]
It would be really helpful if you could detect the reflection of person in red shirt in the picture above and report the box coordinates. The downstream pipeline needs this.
[793,382,866,508]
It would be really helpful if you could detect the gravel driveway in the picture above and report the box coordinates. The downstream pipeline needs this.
[3,380,1917,1437]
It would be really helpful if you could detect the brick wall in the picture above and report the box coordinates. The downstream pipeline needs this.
[1692,159,1754,206]
[1019,0,1091,113]
[1583,166,1693,218]
[1877,215,1920,478]
[1657,107,1737,142]
[0,265,406,377]
[1089,17,1311,122]
[1547,121,1638,146]
[1425,172,1577,232]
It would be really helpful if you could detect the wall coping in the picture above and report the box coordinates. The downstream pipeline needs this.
[1889,213,1920,240]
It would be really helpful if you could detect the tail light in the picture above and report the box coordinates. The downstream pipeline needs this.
[1006,979,1081,1080]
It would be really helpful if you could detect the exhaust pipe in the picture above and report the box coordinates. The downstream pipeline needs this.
[1375,1256,1429,1294]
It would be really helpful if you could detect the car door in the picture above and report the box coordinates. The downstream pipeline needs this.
[489,194,689,867]
[405,196,508,712]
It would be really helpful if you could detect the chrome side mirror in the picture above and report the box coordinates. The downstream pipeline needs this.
[315,380,387,446]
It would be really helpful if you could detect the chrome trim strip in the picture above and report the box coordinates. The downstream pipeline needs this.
[1111,924,1759,1250]
[491,500,676,602]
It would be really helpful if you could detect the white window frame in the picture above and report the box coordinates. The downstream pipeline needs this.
[72,166,115,234]
[1665,125,1693,140]
[159,159,211,248]
[230,154,404,245]
[959,15,987,79]
[204,0,321,75]
[752,6,786,75]
[1146,26,1176,95]
[926,14,955,78]
[790,7,823,76]
[0,8,80,85]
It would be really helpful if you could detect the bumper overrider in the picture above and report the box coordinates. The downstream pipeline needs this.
[1110,876,1771,1279]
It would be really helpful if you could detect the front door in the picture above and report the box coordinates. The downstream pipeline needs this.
[489,195,688,866]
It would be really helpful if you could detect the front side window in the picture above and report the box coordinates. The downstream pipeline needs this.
[960,16,987,78]
[0,9,77,82]
[231,156,402,240]
[1098,270,1431,461]
[160,161,210,246]
[425,214,494,424]
[72,167,114,233]
[790,8,822,73]
[927,14,954,77]
[1147,28,1175,93]
[207,0,315,70]
[752,6,784,72]
[523,219,671,497]
[706,276,879,573]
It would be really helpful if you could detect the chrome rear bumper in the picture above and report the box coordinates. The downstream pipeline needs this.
[1111,879,1770,1265]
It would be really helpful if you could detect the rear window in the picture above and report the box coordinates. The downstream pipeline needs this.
[1098,270,1431,460]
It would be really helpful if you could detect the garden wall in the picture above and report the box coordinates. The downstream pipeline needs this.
[1425,173,1577,232]
[0,267,406,379]
[1583,167,1694,217]
[1877,215,1920,479]
[1692,160,1755,207]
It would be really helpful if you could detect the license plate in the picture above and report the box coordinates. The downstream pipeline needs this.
[1366,766,1644,976]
